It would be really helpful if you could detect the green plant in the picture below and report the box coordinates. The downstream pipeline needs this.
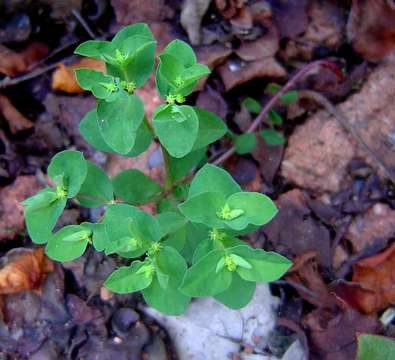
[357,334,395,360]
[23,23,292,315]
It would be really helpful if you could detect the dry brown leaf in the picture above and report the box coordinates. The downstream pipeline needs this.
[215,0,245,19]
[0,248,53,294]
[0,42,49,77]
[0,94,34,133]
[51,58,105,94]
[348,0,395,61]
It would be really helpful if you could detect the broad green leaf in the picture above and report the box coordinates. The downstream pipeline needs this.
[230,245,292,282]
[214,273,256,309]
[268,109,283,125]
[188,164,241,198]
[80,110,152,157]
[242,97,261,114]
[169,148,207,181]
[357,334,395,360]
[112,169,162,205]
[260,129,285,146]
[155,211,187,237]
[192,108,227,151]
[280,90,298,104]
[45,224,90,262]
[75,69,117,100]
[156,54,185,97]
[164,39,197,67]
[224,192,278,230]
[97,94,144,154]
[112,23,154,46]
[143,246,190,315]
[48,150,87,198]
[104,260,153,294]
[88,223,108,251]
[22,188,57,210]
[181,222,209,262]
[180,249,232,297]
[76,161,113,208]
[153,104,199,158]
[24,189,66,244]
[235,133,257,155]
[179,192,226,228]
[74,40,115,60]
[163,227,186,252]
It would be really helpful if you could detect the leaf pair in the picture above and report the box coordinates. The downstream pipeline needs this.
[179,164,278,230]
[180,245,291,309]
[105,246,190,315]
[156,40,210,99]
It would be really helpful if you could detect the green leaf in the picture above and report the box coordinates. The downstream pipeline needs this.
[280,90,298,104]
[188,164,241,198]
[75,69,118,100]
[155,211,187,237]
[22,188,57,209]
[268,109,283,125]
[156,54,185,97]
[242,97,261,114]
[169,148,207,182]
[96,94,144,155]
[163,227,186,252]
[45,224,90,262]
[88,223,108,252]
[230,245,292,282]
[48,150,87,198]
[259,129,285,146]
[80,110,152,157]
[163,39,196,67]
[192,108,227,151]
[214,272,256,309]
[357,334,395,360]
[74,40,115,60]
[104,260,154,294]
[153,104,199,158]
[112,169,162,205]
[143,246,190,315]
[180,249,232,297]
[179,192,226,228]
[235,133,257,155]
[224,192,278,230]
[265,83,281,95]
[181,222,209,262]
[24,189,67,244]
[112,23,154,45]
[76,161,113,208]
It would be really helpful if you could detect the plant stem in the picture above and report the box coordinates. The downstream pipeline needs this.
[212,59,339,165]
[162,147,173,191]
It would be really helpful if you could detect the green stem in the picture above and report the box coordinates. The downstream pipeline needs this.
[162,147,173,191]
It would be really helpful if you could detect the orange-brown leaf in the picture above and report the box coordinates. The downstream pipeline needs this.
[0,94,34,133]
[51,58,105,94]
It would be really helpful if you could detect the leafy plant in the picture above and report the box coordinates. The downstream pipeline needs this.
[357,334,395,360]
[23,23,292,315]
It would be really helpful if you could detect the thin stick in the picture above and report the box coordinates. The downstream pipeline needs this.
[299,90,395,185]
[212,59,337,165]
[72,9,97,40]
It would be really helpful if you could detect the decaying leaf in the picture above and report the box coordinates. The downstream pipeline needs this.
[215,0,245,19]
[51,58,105,94]
[0,94,34,134]
[333,243,395,314]
[348,0,395,61]
[0,42,49,77]
[0,248,53,294]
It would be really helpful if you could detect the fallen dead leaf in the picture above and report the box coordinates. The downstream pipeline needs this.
[263,189,332,267]
[51,58,105,94]
[180,0,211,45]
[215,0,245,20]
[0,94,34,133]
[217,57,286,91]
[0,42,49,77]
[0,175,41,242]
[348,0,395,61]
[196,85,228,119]
[0,248,53,294]
[196,43,232,69]
[333,243,395,314]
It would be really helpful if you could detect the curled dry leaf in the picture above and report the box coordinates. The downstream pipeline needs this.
[0,42,49,77]
[51,58,105,94]
[0,94,34,134]
[215,0,246,19]
[333,243,395,314]
[348,0,395,61]
[0,248,53,294]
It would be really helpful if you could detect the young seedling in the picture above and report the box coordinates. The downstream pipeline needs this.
[23,23,292,315]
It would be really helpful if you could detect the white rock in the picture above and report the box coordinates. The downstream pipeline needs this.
[144,285,279,360]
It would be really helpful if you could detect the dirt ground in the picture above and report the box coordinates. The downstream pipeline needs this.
[1,0,395,359]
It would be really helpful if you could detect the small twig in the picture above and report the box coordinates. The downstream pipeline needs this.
[213,59,337,165]
[0,62,62,89]
[72,9,97,40]
[299,90,395,185]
